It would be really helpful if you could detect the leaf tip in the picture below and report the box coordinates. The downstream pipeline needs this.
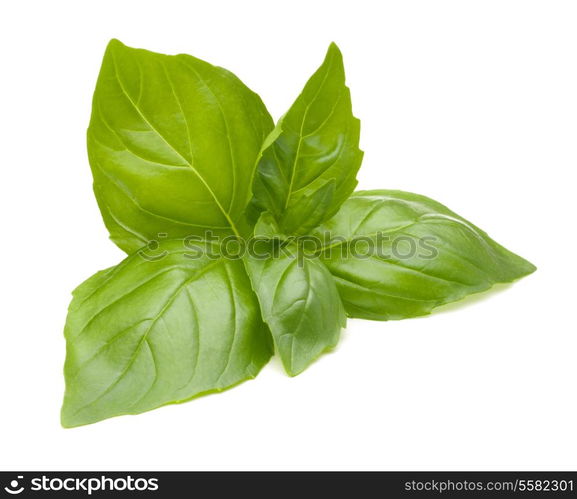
[519,258,537,277]
[60,404,77,429]
[283,363,304,378]
[60,394,90,428]
[501,251,537,281]
[325,42,343,63]
[106,38,125,52]
[327,41,341,54]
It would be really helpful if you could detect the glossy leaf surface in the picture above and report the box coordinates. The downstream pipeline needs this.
[88,40,273,253]
[62,240,273,427]
[313,190,536,320]
[252,43,363,235]
[245,247,345,376]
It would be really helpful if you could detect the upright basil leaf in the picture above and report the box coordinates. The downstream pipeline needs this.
[252,43,363,235]
[245,246,345,376]
[312,190,536,320]
[88,39,274,253]
[62,240,273,427]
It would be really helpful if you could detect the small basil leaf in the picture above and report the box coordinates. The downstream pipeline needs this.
[313,190,536,320]
[245,247,345,376]
[254,181,337,239]
[62,240,273,427]
[252,43,363,235]
[88,39,274,253]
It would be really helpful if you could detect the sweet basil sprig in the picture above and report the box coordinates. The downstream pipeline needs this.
[62,40,535,427]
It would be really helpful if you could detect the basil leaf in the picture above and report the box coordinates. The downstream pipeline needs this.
[313,190,536,320]
[88,39,273,253]
[61,240,273,427]
[245,247,345,376]
[251,43,363,235]
[253,180,337,239]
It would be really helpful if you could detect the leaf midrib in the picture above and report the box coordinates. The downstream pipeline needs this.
[283,51,336,211]
[72,257,226,416]
[109,51,241,237]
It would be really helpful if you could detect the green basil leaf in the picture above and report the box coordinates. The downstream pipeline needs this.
[253,212,284,239]
[62,240,273,427]
[245,247,345,376]
[88,39,274,253]
[313,190,536,320]
[253,180,336,239]
[251,43,363,235]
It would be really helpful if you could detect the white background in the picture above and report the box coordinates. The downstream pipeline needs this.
[1,0,576,471]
